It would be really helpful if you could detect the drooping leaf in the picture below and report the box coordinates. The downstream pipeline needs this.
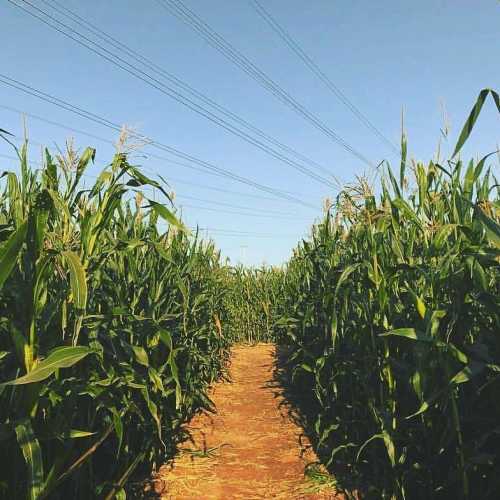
[1,346,93,386]
[450,361,485,385]
[380,328,432,342]
[148,200,188,233]
[453,88,500,157]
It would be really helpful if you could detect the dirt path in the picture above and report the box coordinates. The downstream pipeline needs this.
[155,344,338,499]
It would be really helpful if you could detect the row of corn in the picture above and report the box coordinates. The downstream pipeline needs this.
[222,265,284,344]
[273,90,500,498]
[0,141,231,499]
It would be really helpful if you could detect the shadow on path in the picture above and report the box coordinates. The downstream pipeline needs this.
[149,344,342,499]
[269,344,362,499]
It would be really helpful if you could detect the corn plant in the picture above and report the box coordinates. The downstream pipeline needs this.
[276,89,500,499]
[222,265,284,343]
[0,138,230,499]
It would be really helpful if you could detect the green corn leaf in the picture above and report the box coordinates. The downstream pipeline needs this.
[334,264,360,299]
[300,363,313,373]
[148,200,188,233]
[330,311,338,345]
[463,160,476,200]
[0,221,27,290]
[380,328,432,342]
[406,388,445,419]
[62,251,88,311]
[440,342,468,364]
[15,419,44,500]
[140,388,163,447]
[66,429,96,439]
[383,431,396,468]
[177,278,189,302]
[148,367,167,395]
[427,310,446,338]
[1,346,93,386]
[111,408,124,457]
[158,329,173,352]
[407,363,485,420]
[325,443,357,467]
[453,88,500,157]
[400,129,407,190]
[125,164,171,200]
[10,327,31,372]
[153,242,174,263]
[475,206,500,248]
[168,351,182,410]
[114,489,126,500]
[52,429,96,440]
[408,290,426,320]
[317,422,339,447]
[433,224,457,250]
[76,147,95,181]
[450,361,485,385]
[472,259,488,291]
[386,164,402,198]
[356,433,385,462]
[132,346,149,367]
[391,197,422,230]
[472,151,498,188]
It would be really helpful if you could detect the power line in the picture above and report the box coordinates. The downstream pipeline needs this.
[159,177,292,202]
[249,0,400,156]
[0,73,316,209]
[0,103,209,181]
[178,202,310,220]
[177,194,305,216]
[0,153,312,226]
[1,103,308,204]
[8,0,338,189]
[0,104,118,149]
[0,140,310,232]
[193,227,298,238]
[85,177,308,218]
[0,153,287,219]
[155,0,376,169]
[0,152,41,165]
[37,0,340,185]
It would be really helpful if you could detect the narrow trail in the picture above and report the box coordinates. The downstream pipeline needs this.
[156,344,338,499]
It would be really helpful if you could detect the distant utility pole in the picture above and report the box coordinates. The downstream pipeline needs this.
[240,245,248,265]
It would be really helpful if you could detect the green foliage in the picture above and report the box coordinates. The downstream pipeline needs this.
[0,142,230,498]
[275,93,500,498]
[222,265,284,344]
[0,89,497,499]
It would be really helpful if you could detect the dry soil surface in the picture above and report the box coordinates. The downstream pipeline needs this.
[155,343,340,499]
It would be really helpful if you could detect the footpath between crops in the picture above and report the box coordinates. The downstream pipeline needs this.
[151,343,341,499]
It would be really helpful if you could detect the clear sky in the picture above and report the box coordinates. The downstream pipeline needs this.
[1,0,498,265]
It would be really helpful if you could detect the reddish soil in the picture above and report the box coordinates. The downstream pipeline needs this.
[155,344,341,499]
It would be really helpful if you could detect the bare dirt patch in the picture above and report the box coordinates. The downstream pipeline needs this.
[155,343,343,499]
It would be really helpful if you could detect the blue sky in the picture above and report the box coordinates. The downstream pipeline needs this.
[1,0,498,265]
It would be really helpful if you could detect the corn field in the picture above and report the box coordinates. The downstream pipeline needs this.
[0,89,498,499]
[276,90,500,498]
[222,265,284,344]
[0,141,230,498]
